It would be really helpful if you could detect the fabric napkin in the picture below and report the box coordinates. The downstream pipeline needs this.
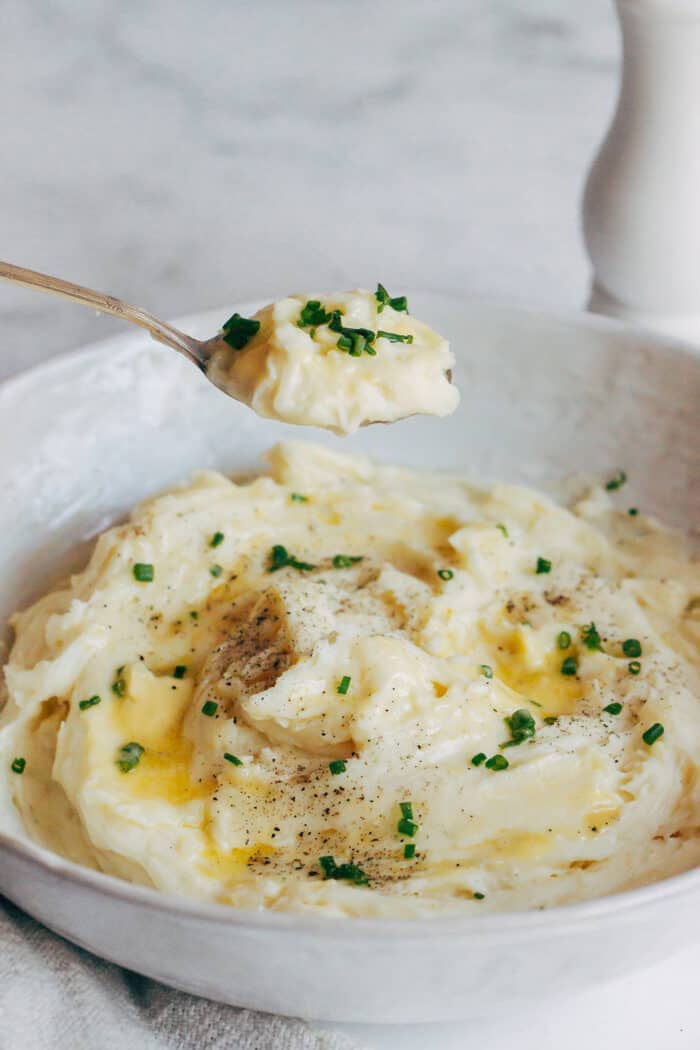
[0,899,364,1050]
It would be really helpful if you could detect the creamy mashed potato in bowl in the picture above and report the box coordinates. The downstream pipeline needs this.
[0,295,698,1021]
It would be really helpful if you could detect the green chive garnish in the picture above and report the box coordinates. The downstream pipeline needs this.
[399,801,414,819]
[298,300,331,328]
[329,759,347,775]
[267,545,315,573]
[544,716,558,725]
[201,700,218,717]
[561,656,578,676]
[224,752,242,766]
[438,568,454,581]
[210,531,225,548]
[189,610,199,621]
[642,723,664,746]
[11,757,25,774]
[319,856,369,886]
[485,754,509,771]
[375,284,408,313]
[557,631,572,650]
[622,638,642,658]
[112,667,127,697]
[628,508,638,516]
[210,564,223,578]
[117,742,144,773]
[290,492,308,503]
[337,675,351,695]
[473,892,485,900]
[221,312,260,350]
[480,664,493,679]
[173,665,187,679]
[628,660,641,675]
[332,554,363,569]
[605,470,627,491]
[133,563,154,583]
[496,523,509,538]
[403,843,416,860]
[502,708,536,747]
[79,694,101,711]
[603,702,622,715]
[581,622,603,652]
[471,752,487,766]
[376,330,414,344]
[536,557,552,574]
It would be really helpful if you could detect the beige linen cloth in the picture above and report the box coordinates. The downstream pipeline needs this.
[0,899,364,1050]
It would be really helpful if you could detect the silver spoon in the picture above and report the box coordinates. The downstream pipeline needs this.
[0,259,225,379]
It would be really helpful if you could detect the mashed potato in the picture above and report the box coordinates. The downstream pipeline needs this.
[1,442,699,916]
[206,288,459,433]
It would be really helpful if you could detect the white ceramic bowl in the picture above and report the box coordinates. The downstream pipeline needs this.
[0,295,698,1023]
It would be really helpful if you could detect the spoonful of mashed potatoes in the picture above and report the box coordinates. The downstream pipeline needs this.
[0,261,459,434]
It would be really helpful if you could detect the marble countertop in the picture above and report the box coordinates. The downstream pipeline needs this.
[0,0,617,382]
[5,2,697,1048]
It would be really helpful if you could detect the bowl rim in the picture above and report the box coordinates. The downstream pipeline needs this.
[2,293,700,940]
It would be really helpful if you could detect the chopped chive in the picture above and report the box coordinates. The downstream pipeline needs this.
[298,300,331,328]
[210,531,225,548]
[224,752,242,766]
[290,492,308,503]
[11,757,26,774]
[189,610,199,621]
[628,660,642,675]
[628,508,638,517]
[133,563,154,583]
[471,752,487,766]
[603,702,622,715]
[399,801,414,819]
[173,665,187,679]
[502,708,536,747]
[267,545,315,573]
[329,759,347,775]
[536,557,552,574]
[605,470,627,491]
[201,700,218,717]
[375,283,408,313]
[557,631,572,650]
[319,855,370,886]
[438,568,454,581]
[581,622,603,652]
[473,891,485,900]
[642,723,664,746]
[376,330,414,344]
[561,656,578,676]
[210,564,223,578]
[116,742,144,773]
[496,523,509,538]
[622,638,642,658]
[111,667,127,697]
[337,675,351,695]
[221,312,260,350]
[485,754,509,771]
[544,715,558,725]
[480,664,493,679]
[79,694,101,711]
[332,554,363,569]
[403,843,416,860]
[398,817,418,837]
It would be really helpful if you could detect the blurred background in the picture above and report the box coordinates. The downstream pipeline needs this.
[0,0,616,379]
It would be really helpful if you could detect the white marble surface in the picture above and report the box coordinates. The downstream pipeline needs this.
[0,0,618,382]
[3,2,698,1048]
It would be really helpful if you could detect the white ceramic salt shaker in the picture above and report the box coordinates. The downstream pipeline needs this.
[583,0,700,340]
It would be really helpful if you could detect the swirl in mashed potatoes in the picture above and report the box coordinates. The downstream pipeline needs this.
[1,442,699,916]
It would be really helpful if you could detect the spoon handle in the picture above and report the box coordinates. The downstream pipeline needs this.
[0,260,205,366]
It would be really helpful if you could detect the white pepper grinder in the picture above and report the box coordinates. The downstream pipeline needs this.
[583,0,700,340]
